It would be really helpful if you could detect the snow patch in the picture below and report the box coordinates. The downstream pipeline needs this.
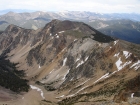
[85,56,89,61]
[115,58,122,70]
[131,93,134,98]
[50,33,52,36]
[121,61,132,69]
[76,56,89,68]
[76,85,89,94]
[48,27,51,29]
[70,77,74,81]
[76,57,80,62]
[116,58,132,71]
[76,60,84,68]
[63,58,67,66]
[49,69,54,74]
[94,73,109,84]
[39,65,41,69]
[111,71,117,75]
[66,94,75,97]
[56,95,65,98]
[76,79,90,88]
[67,85,89,97]
[60,95,64,97]
[130,60,140,70]
[30,85,45,99]
[123,51,131,59]
[74,39,77,42]
[98,43,101,46]
[114,40,119,45]
[58,31,65,33]
[62,69,70,80]
[61,48,66,52]
[114,53,120,57]
[56,35,59,38]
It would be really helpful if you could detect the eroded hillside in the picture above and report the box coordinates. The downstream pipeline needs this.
[0,20,140,105]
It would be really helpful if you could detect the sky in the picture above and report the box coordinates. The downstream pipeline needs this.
[0,0,140,13]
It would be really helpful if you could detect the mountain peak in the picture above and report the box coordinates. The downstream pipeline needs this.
[5,24,21,33]
[37,19,115,43]
[0,19,140,105]
[6,11,17,16]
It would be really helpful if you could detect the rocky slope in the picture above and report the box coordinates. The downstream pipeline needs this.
[0,20,140,105]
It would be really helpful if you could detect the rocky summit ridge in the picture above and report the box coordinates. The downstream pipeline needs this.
[0,20,140,105]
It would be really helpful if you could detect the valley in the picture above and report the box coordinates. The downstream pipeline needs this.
[0,19,140,105]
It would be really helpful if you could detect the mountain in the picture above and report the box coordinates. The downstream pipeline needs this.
[0,11,62,30]
[1,11,140,30]
[0,11,52,30]
[1,10,140,21]
[58,11,140,22]
[0,20,140,105]
[0,11,140,44]
[0,9,36,15]
[99,22,140,44]
[88,19,140,44]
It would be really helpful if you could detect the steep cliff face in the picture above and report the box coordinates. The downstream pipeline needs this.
[0,20,140,105]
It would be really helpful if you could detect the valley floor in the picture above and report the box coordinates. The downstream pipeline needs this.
[1,84,140,105]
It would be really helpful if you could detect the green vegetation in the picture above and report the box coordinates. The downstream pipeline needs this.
[44,85,56,91]
[0,54,29,93]
[125,75,140,90]
[58,80,125,105]
[58,74,140,105]
[36,81,56,91]
[42,99,52,103]
[92,33,114,43]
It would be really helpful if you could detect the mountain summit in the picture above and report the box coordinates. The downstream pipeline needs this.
[0,20,140,105]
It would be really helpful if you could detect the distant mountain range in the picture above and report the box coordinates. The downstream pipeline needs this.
[0,10,140,21]
[87,19,140,44]
[98,20,140,44]
[0,11,140,44]
[0,9,36,15]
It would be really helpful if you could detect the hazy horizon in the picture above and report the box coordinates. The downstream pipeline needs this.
[0,9,140,15]
[0,0,140,14]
